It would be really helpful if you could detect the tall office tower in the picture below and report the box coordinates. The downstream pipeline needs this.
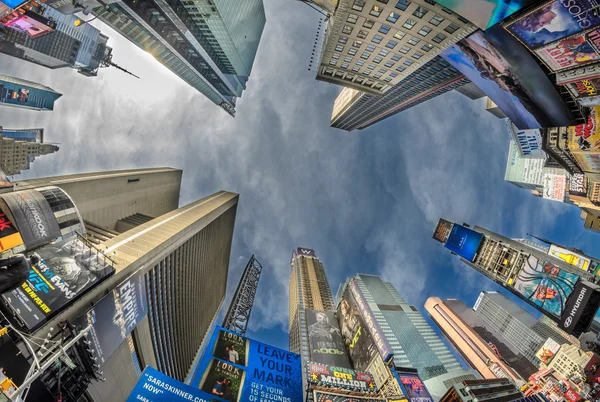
[92,0,266,116]
[0,74,62,111]
[425,297,524,385]
[0,132,58,176]
[311,0,476,95]
[330,56,469,130]
[339,274,478,400]
[0,127,43,142]
[0,5,118,77]
[6,170,238,401]
[288,248,335,400]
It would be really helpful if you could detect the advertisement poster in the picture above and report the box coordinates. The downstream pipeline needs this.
[1,237,115,331]
[191,326,302,402]
[1,190,61,251]
[573,153,600,172]
[75,270,147,367]
[542,172,567,202]
[535,29,600,71]
[559,280,600,335]
[0,206,24,253]
[337,283,379,371]
[431,0,536,29]
[442,28,573,129]
[507,121,545,158]
[307,362,377,393]
[569,106,600,152]
[549,244,592,272]
[535,338,561,364]
[395,371,434,402]
[557,62,600,84]
[313,391,387,402]
[4,10,56,38]
[307,310,352,368]
[505,0,600,50]
[444,224,484,262]
[513,255,579,318]
[505,140,547,186]
[569,173,588,195]
[432,219,454,243]
[566,77,600,98]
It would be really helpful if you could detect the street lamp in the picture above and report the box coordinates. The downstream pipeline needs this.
[74,14,101,27]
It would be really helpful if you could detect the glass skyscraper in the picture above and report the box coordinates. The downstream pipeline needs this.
[94,0,266,116]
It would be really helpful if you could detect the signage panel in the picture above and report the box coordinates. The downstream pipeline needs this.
[569,173,588,196]
[535,338,561,364]
[535,29,600,71]
[0,205,23,253]
[507,121,545,158]
[307,310,352,368]
[549,244,592,272]
[559,280,600,335]
[505,140,547,186]
[543,172,567,202]
[307,362,377,393]
[444,225,484,262]
[4,10,56,38]
[298,248,316,257]
[432,219,453,243]
[394,370,434,402]
[557,63,600,85]
[128,366,217,402]
[313,390,387,402]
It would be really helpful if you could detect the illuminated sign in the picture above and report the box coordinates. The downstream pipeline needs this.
[307,362,377,393]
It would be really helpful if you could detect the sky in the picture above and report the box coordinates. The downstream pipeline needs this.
[1,0,599,356]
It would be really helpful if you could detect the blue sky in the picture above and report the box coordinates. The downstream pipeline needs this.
[0,0,599,357]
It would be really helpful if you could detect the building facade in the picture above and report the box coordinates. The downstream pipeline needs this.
[330,56,469,130]
[0,127,43,142]
[439,378,525,402]
[313,0,476,95]
[546,344,592,381]
[0,74,62,111]
[92,0,266,116]
[0,132,58,176]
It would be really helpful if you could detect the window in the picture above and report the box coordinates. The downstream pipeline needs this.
[413,6,429,18]
[374,73,382,79]
[429,14,444,25]
[363,19,375,28]
[379,49,389,56]
[332,53,340,59]
[356,60,365,66]
[366,45,376,51]
[128,178,140,183]
[399,45,411,53]
[403,18,417,29]
[372,34,383,43]
[458,15,469,23]
[445,22,460,33]
[344,56,353,62]
[386,39,398,48]
[425,0,436,4]
[421,43,434,51]
[391,53,402,61]
[343,25,353,34]
[395,0,410,10]
[329,60,337,65]
[357,30,369,39]
[403,59,414,66]
[370,5,383,16]
[432,32,446,43]
[347,13,358,23]
[374,57,383,63]
[379,67,388,73]
[361,52,370,59]
[442,6,453,13]
[368,63,376,69]
[396,65,406,72]
[352,0,365,11]
[341,63,349,69]
[394,31,406,40]
[390,71,399,77]
[412,51,423,59]
[378,0,390,3]
[387,12,400,23]
[418,26,432,36]
[348,48,357,55]
[335,45,344,52]
[379,24,391,34]
[363,70,371,75]
[353,40,363,47]
[384,77,393,82]
[408,36,420,45]
[339,36,348,44]
[385,60,395,67]
[352,66,360,71]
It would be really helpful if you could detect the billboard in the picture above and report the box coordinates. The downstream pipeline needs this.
[549,244,592,272]
[512,255,579,318]
[307,310,352,368]
[505,0,600,50]
[504,140,546,186]
[430,0,536,29]
[444,224,484,262]
[543,172,567,202]
[307,362,377,393]
[535,28,600,71]
[507,121,545,158]
[1,190,61,251]
[1,0,28,7]
[535,338,561,364]
[569,106,600,152]
[313,391,387,402]
[441,28,574,130]
[432,219,454,243]
[394,370,434,402]
[558,280,600,335]
[298,248,316,257]
[564,77,600,98]
[192,326,302,402]
[0,205,24,253]
[573,153,600,172]
[4,10,56,38]
[569,173,588,196]
[1,237,115,331]
[557,63,600,85]
[74,270,147,367]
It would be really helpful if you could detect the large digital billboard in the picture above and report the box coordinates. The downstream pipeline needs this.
[535,338,561,364]
[313,391,387,402]
[307,310,352,368]
[191,326,302,402]
[559,280,600,335]
[431,0,536,29]
[512,255,579,318]
[535,28,600,71]
[393,369,434,402]
[441,28,574,130]
[549,244,592,272]
[307,362,377,393]
[1,237,115,331]
[432,219,454,243]
[444,224,484,262]
[75,269,147,367]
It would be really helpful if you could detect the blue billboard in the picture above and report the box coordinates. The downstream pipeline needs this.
[444,224,484,262]
[128,366,216,402]
[190,326,303,402]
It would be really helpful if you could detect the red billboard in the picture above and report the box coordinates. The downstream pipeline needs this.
[535,28,600,71]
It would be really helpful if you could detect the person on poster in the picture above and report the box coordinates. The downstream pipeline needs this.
[222,345,230,361]
[340,299,359,345]
[308,312,343,343]
[228,345,239,364]
[0,253,40,294]
[212,377,226,397]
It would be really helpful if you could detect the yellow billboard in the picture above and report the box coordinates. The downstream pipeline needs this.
[569,106,600,153]
[549,244,592,272]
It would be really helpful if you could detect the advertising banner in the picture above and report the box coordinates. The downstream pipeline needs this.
[313,390,387,402]
[298,248,316,257]
[307,362,377,393]
[338,283,379,371]
[535,28,600,71]
[444,224,484,262]
[543,172,567,202]
[505,0,600,50]
[549,244,592,272]
[505,140,547,186]
[565,77,600,98]
[4,10,56,38]
[441,28,573,129]
[74,270,147,367]
[430,0,536,29]
[432,219,454,243]
[564,386,582,402]
[1,237,115,331]
[307,310,352,368]
[0,205,24,253]
[191,326,302,402]
[507,121,545,158]
[557,63,600,84]
[513,255,579,318]
[1,190,60,251]
[535,338,561,364]
[569,106,600,152]
[394,370,434,402]
[559,280,600,335]
[2,0,28,7]
[569,173,588,195]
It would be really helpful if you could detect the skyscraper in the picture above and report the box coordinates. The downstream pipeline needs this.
[0,74,62,111]
[288,248,335,399]
[0,131,59,175]
[330,56,469,130]
[311,0,476,95]
[92,0,266,116]
[7,169,238,401]
[338,274,478,400]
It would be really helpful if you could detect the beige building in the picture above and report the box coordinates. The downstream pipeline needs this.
[0,134,58,176]
[312,0,476,94]
[546,344,592,381]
